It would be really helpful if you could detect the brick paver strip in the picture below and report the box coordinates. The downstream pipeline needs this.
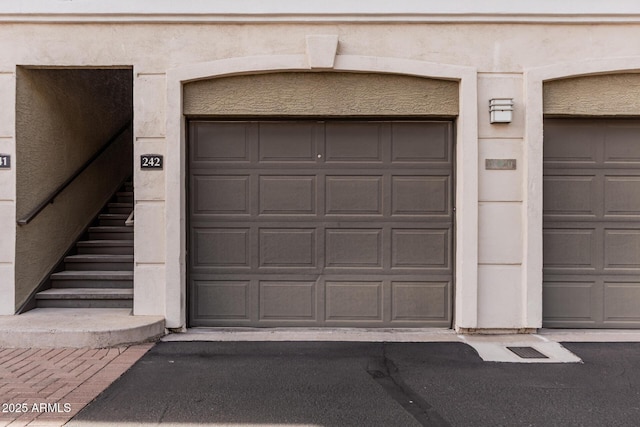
[0,343,154,426]
[0,349,28,364]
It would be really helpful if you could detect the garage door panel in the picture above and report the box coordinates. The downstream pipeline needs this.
[543,123,600,164]
[543,176,597,216]
[391,122,451,163]
[258,122,316,162]
[259,281,316,321]
[604,124,640,164]
[543,229,597,270]
[325,281,383,321]
[193,280,251,320]
[325,123,383,162]
[543,280,597,322]
[604,177,640,216]
[259,176,316,215]
[191,274,452,326]
[193,229,250,267]
[392,176,450,215]
[325,229,382,267]
[193,175,250,215]
[391,229,450,269]
[391,281,450,321]
[604,230,640,270]
[259,229,316,268]
[192,122,251,162]
[604,282,640,322]
[325,176,382,215]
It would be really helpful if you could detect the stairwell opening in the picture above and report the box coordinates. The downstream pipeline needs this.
[15,67,134,313]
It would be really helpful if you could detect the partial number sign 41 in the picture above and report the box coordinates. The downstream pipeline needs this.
[0,154,10,169]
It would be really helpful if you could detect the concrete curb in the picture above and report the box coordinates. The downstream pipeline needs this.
[162,327,459,343]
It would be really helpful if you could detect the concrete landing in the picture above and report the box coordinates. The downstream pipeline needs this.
[460,333,582,363]
[0,308,165,348]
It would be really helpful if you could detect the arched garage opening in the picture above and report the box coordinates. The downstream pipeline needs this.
[183,72,457,327]
[542,73,640,328]
[164,54,478,330]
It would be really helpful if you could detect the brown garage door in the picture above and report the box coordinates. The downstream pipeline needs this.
[543,119,640,328]
[188,120,453,327]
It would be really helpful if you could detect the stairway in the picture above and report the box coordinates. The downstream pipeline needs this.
[35,181,134,309]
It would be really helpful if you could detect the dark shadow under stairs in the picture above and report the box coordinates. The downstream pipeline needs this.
[35,180,134,308]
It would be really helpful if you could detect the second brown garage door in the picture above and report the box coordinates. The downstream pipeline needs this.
[543,119,640,328]
[189,120,453,327]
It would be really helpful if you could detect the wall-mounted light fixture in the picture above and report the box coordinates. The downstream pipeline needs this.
[489,98,514,124]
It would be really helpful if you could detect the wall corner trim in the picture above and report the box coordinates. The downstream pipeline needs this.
[305,35,339,69]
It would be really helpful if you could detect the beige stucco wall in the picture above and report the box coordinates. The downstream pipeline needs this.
[184,72,458,116]
[544,73,640,116]
[0,23,639,73]
[15,68,133,310]
[0,4,639,327]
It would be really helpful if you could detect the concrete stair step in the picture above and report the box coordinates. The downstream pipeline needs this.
[76,240,133,255]
[88,226,134,240]
[64,254,133,271]
[98,213,129,226]
[35,288,133,308]
[50,270,133,288]
[116,191,133,203]
[107,203,133,214]
[35,178,139,312]
[37,288,133,299]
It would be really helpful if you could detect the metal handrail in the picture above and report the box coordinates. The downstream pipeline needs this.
[17,119,132,226]
[124,209,134,227]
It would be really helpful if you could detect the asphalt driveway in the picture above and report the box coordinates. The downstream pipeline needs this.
[67,341,640,426]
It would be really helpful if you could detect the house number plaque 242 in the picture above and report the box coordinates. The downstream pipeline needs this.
[141,154,163,170]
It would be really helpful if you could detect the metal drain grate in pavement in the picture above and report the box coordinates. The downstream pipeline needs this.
[507,346,549,359]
